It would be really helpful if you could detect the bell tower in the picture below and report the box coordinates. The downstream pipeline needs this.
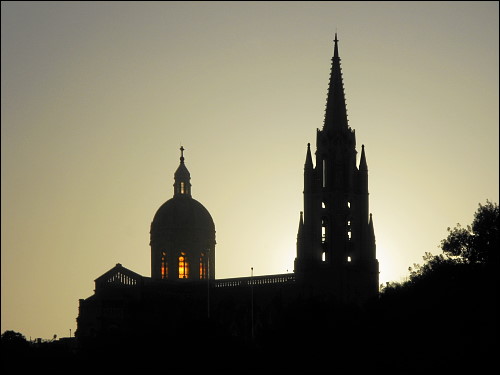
[295,35,379,303]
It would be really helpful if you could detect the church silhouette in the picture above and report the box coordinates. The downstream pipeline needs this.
[76,35,380,357]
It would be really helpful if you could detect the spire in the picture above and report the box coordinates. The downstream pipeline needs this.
[304,143,313,170]
[173,146,192,197]
[359,144,368,171]
[324,33,348,132]
[334,32,339,58]
[369,213,376,243]
[298,211,304,237]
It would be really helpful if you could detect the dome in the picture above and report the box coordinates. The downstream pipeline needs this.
[151,195,215,239]
[150,146,216,280]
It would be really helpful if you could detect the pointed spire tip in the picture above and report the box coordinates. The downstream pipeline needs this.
[359,144,368,171]
[324,31,348,130]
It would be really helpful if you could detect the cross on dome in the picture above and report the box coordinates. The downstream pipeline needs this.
[180,146,185,163]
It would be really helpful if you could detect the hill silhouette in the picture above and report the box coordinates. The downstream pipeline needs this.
[2,201,497,374]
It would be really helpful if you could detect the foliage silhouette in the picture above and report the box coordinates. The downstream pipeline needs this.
[378,200,498,374]
[1,330,28,346]
[1,330,29,358]
[441,200,498,265]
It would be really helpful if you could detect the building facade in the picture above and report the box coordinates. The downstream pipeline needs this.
[76,36,379,345]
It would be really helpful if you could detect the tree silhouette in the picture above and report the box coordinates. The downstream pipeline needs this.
[381,200,499,293]
[1,330,28,349]
[378,200,498,373]
[1,330,30,374]
[441,200,498,265]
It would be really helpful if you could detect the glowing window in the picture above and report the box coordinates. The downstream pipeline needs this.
[178,252,189,279]
[180,182,185,194]
[161,251,168,279]
[321,218,327,244]
[322,252,326,262]
[347,256,352,262]
[199,252,208,279]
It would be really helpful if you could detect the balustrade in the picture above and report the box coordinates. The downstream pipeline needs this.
[214,274,295,288]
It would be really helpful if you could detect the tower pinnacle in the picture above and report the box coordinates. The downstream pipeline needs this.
[324,33,348,132]
[359,144,368,171]
[305,143,313,170]
[334,32,339,57]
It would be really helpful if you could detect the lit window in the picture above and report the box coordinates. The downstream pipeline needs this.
[321,218,327,244]
[180,182,185,194]
[199,252,208,279]
[161,251,168,279]
[347,256,352,262]
[179,252,189,279]
[322,252,326,262]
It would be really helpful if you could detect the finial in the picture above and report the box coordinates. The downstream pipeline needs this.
[180,146,185,163]
[333,32,340,59]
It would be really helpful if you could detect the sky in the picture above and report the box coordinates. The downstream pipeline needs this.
[2,1,498,340]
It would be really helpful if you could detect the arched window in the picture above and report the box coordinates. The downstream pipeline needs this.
[321,218,328,244]
[178,252,189,279]
[180,182,185,194]
[199,252,208,279]
[161,251,168,279]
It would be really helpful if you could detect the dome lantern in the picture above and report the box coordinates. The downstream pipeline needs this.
[150,148,215,281]
[173,146,192,197]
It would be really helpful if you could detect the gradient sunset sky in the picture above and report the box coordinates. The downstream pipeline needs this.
[2,1,498,340]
